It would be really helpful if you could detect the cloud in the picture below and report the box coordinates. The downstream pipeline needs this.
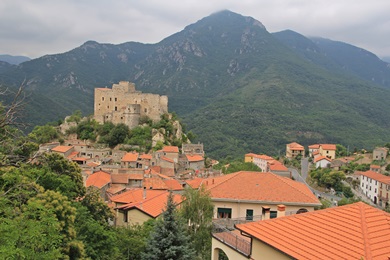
[0,0,389,58]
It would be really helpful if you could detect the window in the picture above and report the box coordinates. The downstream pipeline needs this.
[110,98,112,101]
[115,106,117,111]
[115,97,117,101]
[102,97,104,101]
[144,108,148,113]
[123,211,128,223]
[270,211,277,219]
[217,208,232,219]
[246,209,253,221]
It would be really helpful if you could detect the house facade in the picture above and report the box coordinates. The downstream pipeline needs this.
[357,170,390,205]
[285,142,304,159]
[373,147,388,161]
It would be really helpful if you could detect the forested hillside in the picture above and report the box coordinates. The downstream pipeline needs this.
[1,10,390,159]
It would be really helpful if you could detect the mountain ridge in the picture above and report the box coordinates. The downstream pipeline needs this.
[1,10,390,158]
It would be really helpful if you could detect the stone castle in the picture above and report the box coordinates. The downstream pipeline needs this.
[94,81,168,128]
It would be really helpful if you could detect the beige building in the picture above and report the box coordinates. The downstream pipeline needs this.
[94,81,168,128]
[285,142,304,159]
[212,202,390,260]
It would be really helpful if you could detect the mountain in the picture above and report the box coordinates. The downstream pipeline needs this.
[383,57,390,63]
[0,54,31,65]
[1,10,390,159]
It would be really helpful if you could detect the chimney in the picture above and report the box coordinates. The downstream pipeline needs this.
[262,206,270,220]
[277,204,286,218]
[143,187,146,199]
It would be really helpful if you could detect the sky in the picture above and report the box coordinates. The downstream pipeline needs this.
[1,0,390,59]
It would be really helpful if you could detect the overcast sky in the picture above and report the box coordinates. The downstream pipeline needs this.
[1,0,389,59]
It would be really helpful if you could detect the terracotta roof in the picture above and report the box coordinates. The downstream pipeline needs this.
[370,165,381,169]
[162,146,179,153]
[143,177,169,190]
[356,170,390,183]
[72,157,88,161]
[186,154,204,162]
[185,178,204,189]
[67,151,79,159]
[245,153,258,157]
[119,192,183,218]
[140,154,152,160]
[51,145,73,153]
[87,161,100,167]
[269,163,288,172]
[236,202,390,260]
[106,184,126,195]
[205,171,320,205]
[111,173,143,184]
[246,153,274,161]
[86,170,111,189]
[161,156,174,163]
[161,168,175,177]
[287,142,304,150]
[121,152,139,162]
[308,144,320,149]
[110,188,166,204]
[320,144,336,150]
[313,156,332,163]
[163,179,183,191]
[150,166,161,174]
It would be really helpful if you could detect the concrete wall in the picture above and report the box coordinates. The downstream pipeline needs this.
[251,239,292,260]
[211,238,248,260]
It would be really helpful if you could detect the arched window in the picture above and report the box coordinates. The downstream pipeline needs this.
[296,208,308,214]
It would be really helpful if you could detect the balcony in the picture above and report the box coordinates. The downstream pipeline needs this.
[212,222,251,257]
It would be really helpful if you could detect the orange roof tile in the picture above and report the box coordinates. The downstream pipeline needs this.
[140,154,152,160]
[111,173,143,184]
[370,164,381,169]
[110,188,166,204]
[313,156,332,163]
[205,171,320,205]
[87,161,100,167]
[356,170,390,183]
[162,146,179,153]
[308,144,320,149]
[236,202,390,260]
[121,152,139,162]
[106,184,126,195]
[143,177,169,190]
[186,154,204,162]
[269,164,288,171]
[163,179,183,191]
[72,157,89,161]
[51,145,73,153]
[119,192,183,218]
[67,151,79,159]
[320,144,336,150]
[287,142,304,150]
[185,178,204,189]
[86,170,111,189]
[161,168,175,177]
[150,166,161,174]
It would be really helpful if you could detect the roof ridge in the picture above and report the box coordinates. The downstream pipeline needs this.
[272,173,317,202]
[207,171,246,189]
[358,203,372,260]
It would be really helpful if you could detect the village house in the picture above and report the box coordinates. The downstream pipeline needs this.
[120,152,140,168]
[309,143,337,159]
[357,170,390,205]
[184,154,205,171]
[115,191,183,226]
[285,142,304,159]
[245,153,290,177]
[202,171,320,220]
[212,202,390,259]
[85,170,111,200]
[313,155,332,168]
[51,145,76,158]
[373,147,388,161]
[182,143,204,156]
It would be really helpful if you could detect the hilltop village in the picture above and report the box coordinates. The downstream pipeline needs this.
[33,81,390,259]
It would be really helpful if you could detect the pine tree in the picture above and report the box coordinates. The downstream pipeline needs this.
[141,192,195,260]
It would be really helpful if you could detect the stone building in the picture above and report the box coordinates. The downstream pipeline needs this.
[94,81,168,129]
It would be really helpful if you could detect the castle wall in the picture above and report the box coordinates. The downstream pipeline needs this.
[94,81,168,128]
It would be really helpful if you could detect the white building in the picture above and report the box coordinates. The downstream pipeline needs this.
[357,170,387,205]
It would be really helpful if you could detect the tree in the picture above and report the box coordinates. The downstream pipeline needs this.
[180,186,214,259]
[142,192,195,260]
[107,123,130,147]
[28,124,59,144]
[66,110,82,124]
[80,187,114,225]
[336,144,347,157]
[37,153,86,200]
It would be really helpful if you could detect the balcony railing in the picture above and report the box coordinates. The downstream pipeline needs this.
[212,222,251,257]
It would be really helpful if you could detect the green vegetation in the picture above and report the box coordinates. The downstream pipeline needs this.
[213,159,262,174]
[142,192,195,260]
[310,168,346,192]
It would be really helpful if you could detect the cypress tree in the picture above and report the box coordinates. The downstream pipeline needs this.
[141,192,195,260]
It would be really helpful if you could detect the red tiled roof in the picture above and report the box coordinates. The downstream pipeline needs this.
[86,170,111,189]
[143,177,169,190]
[110,188,165,204]
[150,166,161,174]
[163,179,183,191]
[320,144,336,150]
[121,152,139,162]
[186,154,204,162]
[140,154,152,160]
[269,163,288,172]
[161,168,175,177]
[52,145,73,153]
[287,142,304,150]
[356,170,390,183]
[87,161,100,167]
[236,202,390,260]
[67,151,79,159]
[370,165,381,169]
[119,192,183,218]
[185,178,204,189]
[106,184,126,195]
[205,171,320,205]
[162,146,179,153]
[308,144,320,149]
[72,157,88,161]
[111,173,143,184]
[313,156,332,163]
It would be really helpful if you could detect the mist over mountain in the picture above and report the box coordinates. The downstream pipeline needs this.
[1,10,390,159]
[0,54,31,65]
